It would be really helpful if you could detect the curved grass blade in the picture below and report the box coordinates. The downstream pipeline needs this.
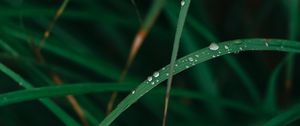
[263,103,300,126]
[163,0,191,125]
[99,39,300,125]
[1,26,123,80]
[0,83,135,106]
[0,63,80,126]
[263,55,291,113]
[0,39,18,56]
[0,83,256,114]
[166,2,260,105]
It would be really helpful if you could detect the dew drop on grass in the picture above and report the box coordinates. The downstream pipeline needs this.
[166,73,169,76]
[188,57,194,61]
[239,47,243,50]
[265,42,269,47]
[147,76,152,81]
[153,72,159,77]
[181,0,185,6]
[224,45,229,49]
[151,82,155,85]
[131,90,135,94]
[212,55,216,58]
[195,54,199,57]
[209,43,219,51]
[234,40,242,44]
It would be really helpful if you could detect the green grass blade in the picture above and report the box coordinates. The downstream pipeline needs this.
[263,103,300,126]
[0,39,18,56]
[0,83,135,106]
[1,26,123,81]
[168,4,260,105]
[0,63,80,126]
[263,55,290,113]
[284,0,299,103]
[163,0,191,125]
[165,1,224,118]
[0,83,256,114]
[99,39,300,125]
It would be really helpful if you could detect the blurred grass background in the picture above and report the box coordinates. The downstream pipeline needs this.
[0,0,300,125]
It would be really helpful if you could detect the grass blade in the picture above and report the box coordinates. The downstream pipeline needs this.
[163,0,191,125]
[0,83,135,106]
[107,0,165,113]
[0,63,80,126]
[284,0,299,104]
[99,39,300,125]
[263,55,291,113]
[263,103,300,126]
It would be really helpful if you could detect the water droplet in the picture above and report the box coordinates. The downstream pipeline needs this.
[265,42,269,47]
[218,51,221,54]
[185,66,189,68]
[212,55,216,58]
[209,43,219,51]
[195,54,199,57]
[131,90,135,94]
[151,82,155,85]
[156,80,159,82]
[224,45,229,49]
[188,57,194,61]
[162,67,165,70]
[234,40,242,44]
[175,64,178,67]
[239,47,243,50]
[153,72,159,77]
[147,76,152,81]
[181,0,185,6]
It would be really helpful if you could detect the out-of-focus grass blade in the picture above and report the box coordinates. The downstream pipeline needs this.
[263,103,300,126]
[263,55,291,113]
[0,63,80,126]
[0,39,18,56]
[126,0,165,69]
[284,0,299,102]
[0,83,135,106]
[0,83,256,114]
[1,26,124,81]
[107,0,165,113]
[99,39,300,125]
